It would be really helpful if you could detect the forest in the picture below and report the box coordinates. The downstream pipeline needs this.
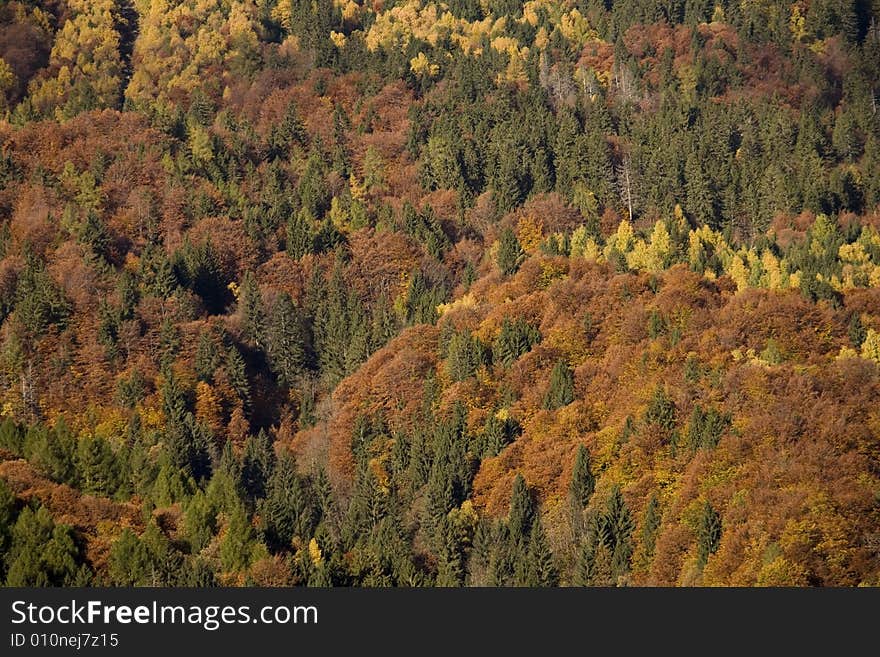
[0,0,878,586]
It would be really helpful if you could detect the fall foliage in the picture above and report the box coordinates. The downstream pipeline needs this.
[0,0,879,587]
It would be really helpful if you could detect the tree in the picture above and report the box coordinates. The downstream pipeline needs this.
[242,430,275,501]
[523,518,558,586]
[76,435,121,496]
[5,506,81,586]
[183,490,216,553]
[404,269,447,326]
[569,445,595,508]
[600,485,635,581]
[225,345,252,412]
[0,419,23,455]
[14,255,70,340]
[641,494,662,561]
[493,318,540,367]
[686,405,730,452]
[543,360,574,410]
[260,452,318,551]
[283,0,341,67]
[445,330,484,382]
[508,474,535,543]
[573,537,595,587]
[574,519,615,587]
[24,419,77,486]
[194,329,221,382]
[645,386,676,435]
[0,478,15,577]
[27,0,125,119]
[286,208,316,260]
[343,461,388,546]
[299,151,331,219]
[266,293,307,387]
[175,240,230,315]
[685,150,716,228]
[268,100,308,158]
[860,329,880,365]
[696,500,722,569]
[220,502,263,572]
[109,522,187,586]
[496,228,524,275]
[238,272,265,348]
[435,518,464,587]
[108,528,152,586]
[479,412,519,458]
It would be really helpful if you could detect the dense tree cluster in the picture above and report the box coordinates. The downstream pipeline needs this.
[0,0,879,586]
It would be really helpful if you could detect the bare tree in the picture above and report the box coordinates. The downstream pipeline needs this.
[615,155,638,221]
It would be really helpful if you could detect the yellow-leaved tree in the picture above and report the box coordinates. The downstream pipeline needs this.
[126,0,261,107]
[28,0,125,119]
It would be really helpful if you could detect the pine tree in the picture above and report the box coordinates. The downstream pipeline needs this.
[14,255,70,340]
[150,252,178,300]
[645,385,676,434]
[364,293,393,352]
[445,330,484,382]
[591,542,615,586]
[25,419,78,486]
[242,430,275,501]
[0,478,15,576]
[508,474,535,543]
[175,240,229,315]
[524,517,558,586]
[238,271,265,348]
[139,522,185,586]
[696,500,722,568]
[493,318,540,367]
[107,528,150,586]
[435,518,464,587]
[206,450,243,518]
[600,485,635,581]
[573,538,595,587]
[496,228,524,275]
[268,100,308,158]
[266,292,307,387]
[183,490,216,553]
[553,108,581,200]
[569,445,595,508]
[220,502,261,572]
[480,412,518,459]
[298,151,331,219]
[315,265,351,384]
[685,150,716,228]
[76,435,121,496]
[286,208,315,260]
[582,129,614,205]
[543,360,575,410]
[848,313,867,348]
[487,522,515,586]
[194,328,220,383]
[225,345,252,412]
[5,506,81,586]
[260,452,317,550]
[343,463,387,546]
[641,494,662,561]
[0,418,23,455]
[78,210,109,259]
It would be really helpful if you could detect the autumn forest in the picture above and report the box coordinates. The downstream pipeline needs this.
[0,0,879,587]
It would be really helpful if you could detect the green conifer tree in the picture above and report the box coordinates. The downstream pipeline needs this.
[696,500,722,568]
[543,360,575,410]
[508,474,535,543]
[569,444,595,508]
[496,227,524,276]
